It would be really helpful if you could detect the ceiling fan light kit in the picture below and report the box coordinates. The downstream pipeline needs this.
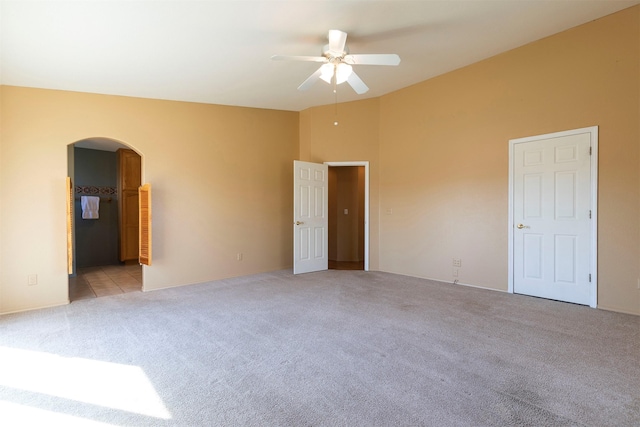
[319,63,334,83]
[320,63,352,84]
[272,29,400,95]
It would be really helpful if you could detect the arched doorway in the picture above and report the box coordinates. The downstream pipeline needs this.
[67,137,144,301]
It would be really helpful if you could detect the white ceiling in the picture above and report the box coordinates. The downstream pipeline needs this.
[1,1,638,112]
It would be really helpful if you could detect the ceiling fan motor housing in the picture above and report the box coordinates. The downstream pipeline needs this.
[323,44,349,62]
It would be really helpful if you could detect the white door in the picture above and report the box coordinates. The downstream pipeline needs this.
[511,128,597,306]
[293,161,328,274]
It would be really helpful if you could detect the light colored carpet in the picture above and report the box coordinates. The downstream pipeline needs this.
[0,270,638,426]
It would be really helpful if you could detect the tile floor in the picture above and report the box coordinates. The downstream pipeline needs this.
[69,264,142,301]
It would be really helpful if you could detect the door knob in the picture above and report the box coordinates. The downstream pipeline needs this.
[295,221,304,225]
[516,223,529,229]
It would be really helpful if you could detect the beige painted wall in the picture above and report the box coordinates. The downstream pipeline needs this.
[1,6,638,316]
[378,6,640,314]
[299,98,380,269]
[0,87,298,313]
[299,6,640,315]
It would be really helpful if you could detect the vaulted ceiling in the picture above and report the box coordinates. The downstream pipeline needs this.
[1,1,638,112]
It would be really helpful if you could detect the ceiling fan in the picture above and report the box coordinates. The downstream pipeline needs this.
[271,30,400,95]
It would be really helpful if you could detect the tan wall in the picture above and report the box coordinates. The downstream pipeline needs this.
[299,98,380,269]
[0,87,298,313]
[1,6,638,316]
[379,6,640,314]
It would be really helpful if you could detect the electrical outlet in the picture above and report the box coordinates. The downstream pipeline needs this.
[237,253,243,261]
[452,258,462,267]
[452,268,459,277]
[28,274,38,286]
[386,208,393,215]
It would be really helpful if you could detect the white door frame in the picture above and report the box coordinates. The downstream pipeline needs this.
[507,126,598,308]
[325,161,370,272]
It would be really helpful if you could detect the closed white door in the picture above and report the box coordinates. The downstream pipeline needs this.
[512,129,596,305]
[293,161,328,274]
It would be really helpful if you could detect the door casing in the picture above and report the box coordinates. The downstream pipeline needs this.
[507,126,598,308]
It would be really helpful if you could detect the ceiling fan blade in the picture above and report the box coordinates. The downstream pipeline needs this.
[297,66,324,91]
[328,30,347,55]
[346,71,369,94]
[344,54,401,66]
[271,55,327,63]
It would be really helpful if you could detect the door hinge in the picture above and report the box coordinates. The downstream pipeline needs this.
[589,146,592,155]
[589,274,592,282]
[589,210,592,219]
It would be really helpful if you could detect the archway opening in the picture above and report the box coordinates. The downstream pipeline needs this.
[67,137,144,301]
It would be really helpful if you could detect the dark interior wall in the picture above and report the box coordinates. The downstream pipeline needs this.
[357,166,365,262]
[328,168,338,261]
[329,166,365,262]
[74,147,119,267]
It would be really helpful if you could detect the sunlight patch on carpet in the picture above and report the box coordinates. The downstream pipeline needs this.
[0,346,171,421]
[0,400,119,426]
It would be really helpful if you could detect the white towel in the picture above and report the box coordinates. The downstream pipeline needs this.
[81,196,100,219]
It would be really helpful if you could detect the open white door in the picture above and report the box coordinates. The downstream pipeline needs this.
[293,161,328,274]
[509,127,597,307]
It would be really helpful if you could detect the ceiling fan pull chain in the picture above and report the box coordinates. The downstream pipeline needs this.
[333,79,339,126]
